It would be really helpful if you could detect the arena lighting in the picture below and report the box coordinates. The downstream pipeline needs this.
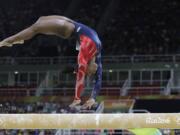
[14,71,19,74]
[0,113,179,129]
[109,69,113,73]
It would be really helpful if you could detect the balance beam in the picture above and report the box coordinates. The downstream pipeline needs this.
[0,113,179,129]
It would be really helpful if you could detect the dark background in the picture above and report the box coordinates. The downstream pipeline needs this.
[0,0,179,57]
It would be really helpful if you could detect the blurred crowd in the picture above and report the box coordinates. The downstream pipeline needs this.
[0,0,179,57]
[102,0,179,55]
[0,129,117,135]
[0,101,66,113]
[0,129,55,135]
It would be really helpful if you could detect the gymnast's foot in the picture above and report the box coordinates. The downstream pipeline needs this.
[0,39,24,47]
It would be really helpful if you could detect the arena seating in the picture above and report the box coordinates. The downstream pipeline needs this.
[0,85,36,96]
[128,81,167,96]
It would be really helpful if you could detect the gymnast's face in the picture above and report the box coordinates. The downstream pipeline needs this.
[87,62,98,76]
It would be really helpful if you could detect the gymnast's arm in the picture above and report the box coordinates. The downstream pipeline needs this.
[91,54,102,100]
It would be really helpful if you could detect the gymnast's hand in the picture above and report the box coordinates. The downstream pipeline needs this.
[0,39,24,47]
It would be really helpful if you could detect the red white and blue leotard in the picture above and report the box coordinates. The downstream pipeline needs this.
[72,21,102,100]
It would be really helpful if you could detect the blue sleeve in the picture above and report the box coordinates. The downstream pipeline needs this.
[91,53,102,99]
